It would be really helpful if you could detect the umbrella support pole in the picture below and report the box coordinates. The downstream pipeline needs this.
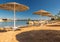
[13,3,17,30]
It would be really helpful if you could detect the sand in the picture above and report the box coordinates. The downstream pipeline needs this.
[0,25,60,42]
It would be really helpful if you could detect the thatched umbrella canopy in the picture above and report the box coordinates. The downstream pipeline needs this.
[33,10,52,17]
[0,2,29,11]
[33,10,53,20]
[0,2,29,30]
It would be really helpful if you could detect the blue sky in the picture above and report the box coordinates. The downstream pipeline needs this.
[0,0,60,20]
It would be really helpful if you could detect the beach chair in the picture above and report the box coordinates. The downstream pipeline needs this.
[28,21,34,26]
[39,20,47,25]
[33,21,40,26]
[4,26,12,31]
[46,21,60,27]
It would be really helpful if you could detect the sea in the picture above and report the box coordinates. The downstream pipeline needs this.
[0,21,28,27]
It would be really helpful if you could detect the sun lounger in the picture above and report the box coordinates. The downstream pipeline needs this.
[3,26,12,31]
[28,21,34,26]
[46,23,60,27]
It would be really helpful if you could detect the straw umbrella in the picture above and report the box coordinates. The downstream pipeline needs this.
[33,10,52,20]
[33,10,53,25]
[0,2,29,30]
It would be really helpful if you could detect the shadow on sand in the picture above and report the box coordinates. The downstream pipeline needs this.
[16,30,60,42]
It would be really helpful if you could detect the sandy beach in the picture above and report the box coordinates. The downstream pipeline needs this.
[0,25,60,42]
[0,0,60,42]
